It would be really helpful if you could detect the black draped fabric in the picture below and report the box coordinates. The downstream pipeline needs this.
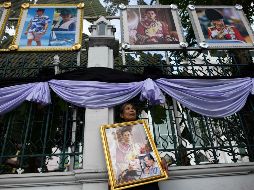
[0,65,251,88]
[129,182,159,190]
[55,67,144,82]
[0,67,143,88]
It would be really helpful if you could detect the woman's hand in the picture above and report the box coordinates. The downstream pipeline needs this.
[161,157,169,176]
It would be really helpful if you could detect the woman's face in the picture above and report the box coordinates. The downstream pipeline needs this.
[120,104,137,121]
[122,131,131,144]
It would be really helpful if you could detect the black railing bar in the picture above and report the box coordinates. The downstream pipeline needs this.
[42,106,51,160]
[60,108,69,169]
[20,104,33,167]
[157,144,249,151]
[0,113,14,162]
[122,47,254,51]
[116,63,250,66]
[0,152,83,158]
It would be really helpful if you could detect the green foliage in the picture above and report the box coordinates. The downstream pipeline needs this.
[103,0,151,15]
[149,105,167,124]
[104,0,129,15]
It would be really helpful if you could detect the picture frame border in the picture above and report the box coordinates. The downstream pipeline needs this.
[188,5,254,49]
[10,3,84,52]
[120,4,187,51]
[101,119,168,190]
[0,2,11,52]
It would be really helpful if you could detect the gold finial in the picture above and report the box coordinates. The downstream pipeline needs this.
[3,2,11,8]
[77,3,85,9]
[21,3,30,9]
[9,45,18,51]
[72,43,81,51]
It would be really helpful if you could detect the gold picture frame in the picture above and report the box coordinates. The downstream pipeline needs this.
[0,2,11,52]
[101,120,168,190]
[10,3,84,51]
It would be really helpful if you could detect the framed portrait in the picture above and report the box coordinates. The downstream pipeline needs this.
[0,2,11,51]
[10,3,84,51]
[101,120,168,190]
[188,5,254,49]
[120,5,187,50]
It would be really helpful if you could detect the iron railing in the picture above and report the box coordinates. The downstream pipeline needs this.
[117,96,254,167]
[115,50,254,77]
[1,13,254,173]
[0,95,84,174]
[113,49,254,167]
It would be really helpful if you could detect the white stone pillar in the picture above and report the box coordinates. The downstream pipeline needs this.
[88,47,113,68]
[82,17,117,190]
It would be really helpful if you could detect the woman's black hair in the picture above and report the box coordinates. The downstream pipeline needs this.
[120,126,132,135]
[144,153,155,161]
[119,102,137,115]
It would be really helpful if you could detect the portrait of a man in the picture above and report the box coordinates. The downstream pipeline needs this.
[196,7,252,44]
[52,9,76,31]
[23,8,51,46]
[126,8,179,45]
[49,8,77,46]
[140,153,160,178]
[206,9,245,42]
[20,8,54,46]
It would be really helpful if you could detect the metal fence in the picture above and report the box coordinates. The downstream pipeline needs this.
[115,50,254,77]
[118,94,254,167]
[114,49,254,167]
[1,15,254,173]
[0,95,84,174]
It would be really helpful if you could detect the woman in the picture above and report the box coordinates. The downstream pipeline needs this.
[115,125,141,181]
[113,102,167,190]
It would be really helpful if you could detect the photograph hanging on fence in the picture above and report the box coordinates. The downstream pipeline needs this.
[11,3,83,51]
[188,5,254,49]
[0,2,11,48]
[101,120,168,190]
[121,5,186,50]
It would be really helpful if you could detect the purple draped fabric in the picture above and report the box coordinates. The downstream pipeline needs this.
[156,78,254,118]
[26,82,51,104]
[140,78,165,104]
[49,79,163,108]
[49,79,144,108]
[1,78,254,117]
[0,82,50,115]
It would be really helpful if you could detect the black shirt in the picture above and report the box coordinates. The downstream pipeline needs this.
[128,182,159,190]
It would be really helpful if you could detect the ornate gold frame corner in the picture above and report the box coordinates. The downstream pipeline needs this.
[21,3,30,9]
[77,3,85,9]
[72,43,81,51]
[8,44,18,51]
[11,3,83,52]
[100,120,168,190]
[3,2,11,8]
